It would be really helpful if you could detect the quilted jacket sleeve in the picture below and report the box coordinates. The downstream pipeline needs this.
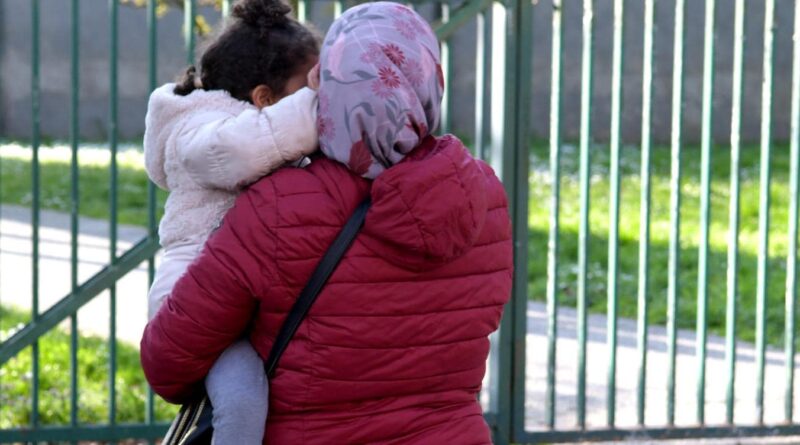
[177,87,319,191]
[140,187,274,403]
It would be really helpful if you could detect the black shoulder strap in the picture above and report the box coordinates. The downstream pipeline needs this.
[264,197,371,378]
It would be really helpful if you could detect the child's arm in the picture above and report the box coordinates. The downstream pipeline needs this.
[141,187,269,403]
[177,87,319,191]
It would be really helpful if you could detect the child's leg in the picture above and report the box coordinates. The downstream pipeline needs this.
[205,339,269,445]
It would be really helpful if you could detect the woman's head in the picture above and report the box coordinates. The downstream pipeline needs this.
[317,2,443,179]
[175,0,319,107]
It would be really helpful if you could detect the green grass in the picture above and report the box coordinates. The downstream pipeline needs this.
[0,142,167,227]
[1,141,798,348]
[527,143,795,346]
[0,305,177,428]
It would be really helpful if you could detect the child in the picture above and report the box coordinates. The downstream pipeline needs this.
[142,0,319,443]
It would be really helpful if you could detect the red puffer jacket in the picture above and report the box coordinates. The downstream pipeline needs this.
[140,135,513,444]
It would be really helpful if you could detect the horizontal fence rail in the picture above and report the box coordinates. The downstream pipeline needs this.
[2,0,800,444]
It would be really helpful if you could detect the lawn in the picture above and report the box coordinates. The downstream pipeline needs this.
[527,143,796,346]
[0,142,167,227]
[0,305,177,428]
[1,141,797,348]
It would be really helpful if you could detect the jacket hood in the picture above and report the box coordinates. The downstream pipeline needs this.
[143,83,248,190]
[362,135,491,270]
[144,83,187,190]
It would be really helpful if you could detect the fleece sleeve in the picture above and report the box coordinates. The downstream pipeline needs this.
[140,186,276,404]
[176,87,319,191]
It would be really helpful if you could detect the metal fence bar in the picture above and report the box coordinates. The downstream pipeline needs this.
[434,0,492,41]
[297,0,307,22]
[185,0,196,64]
[489,0,508,240]
[756,0,776,425]
[696,0,716,425]
[440,1,452,134]
[222,0,232,18]
[576,0,594,429]
[489,0,532,440]
[147,1,158,287]
[726,0,746,425]
[0,60,2,316]
[30,0,41,430]
[147,0,159,436]
[490,1,514,441]
[0,55,2,314]
[545,0,563,430]
[109,0,120,426]
[474,9,490,160]
[512,1,533,438]
[70,0,81,431]
[0,238,161,365]
[636,0,655,427]
[606,0,625,427]
[786,0,800,423]
[0,424,170,443]
[334,0,344,18]
[666,0,686,427]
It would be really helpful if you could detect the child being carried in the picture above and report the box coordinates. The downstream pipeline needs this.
[143,0,319,443]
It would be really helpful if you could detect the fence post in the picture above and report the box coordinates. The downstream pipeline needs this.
[490,0,514,440]
[491,0,530,442]
[511,0,532,441]
[490,0,513,443]
[545,0,563,431]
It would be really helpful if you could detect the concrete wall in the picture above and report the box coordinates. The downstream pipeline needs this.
[0,0,216,141]
[524,0,796,145]
[0,0,796,144]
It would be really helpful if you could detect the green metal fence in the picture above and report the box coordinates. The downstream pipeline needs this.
[518,0,800,442]
[0,1,516,442]
[2,0,800,444]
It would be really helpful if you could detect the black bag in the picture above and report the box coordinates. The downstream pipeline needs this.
[161,198,371,445]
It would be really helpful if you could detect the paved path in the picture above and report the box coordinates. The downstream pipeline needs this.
[0,204,153,344]
[523,303,800,431]
[3,205,800,440]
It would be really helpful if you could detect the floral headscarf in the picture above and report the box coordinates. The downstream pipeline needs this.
[317,2,443,179]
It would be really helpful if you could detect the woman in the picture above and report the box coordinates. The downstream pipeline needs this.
[140,3,512,443]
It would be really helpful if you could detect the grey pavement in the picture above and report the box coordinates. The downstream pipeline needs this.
[0,204,154,344]
[3,205,800,442]
[524,303,800,431]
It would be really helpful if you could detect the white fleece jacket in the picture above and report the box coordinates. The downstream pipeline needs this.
[143,83,318,317]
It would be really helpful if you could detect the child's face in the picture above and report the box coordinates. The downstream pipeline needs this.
[282,55,320,99]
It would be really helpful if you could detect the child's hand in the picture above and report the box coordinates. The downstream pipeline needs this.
[307,64,321,91]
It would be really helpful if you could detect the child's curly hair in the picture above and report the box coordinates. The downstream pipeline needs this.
[174,0,319,102]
